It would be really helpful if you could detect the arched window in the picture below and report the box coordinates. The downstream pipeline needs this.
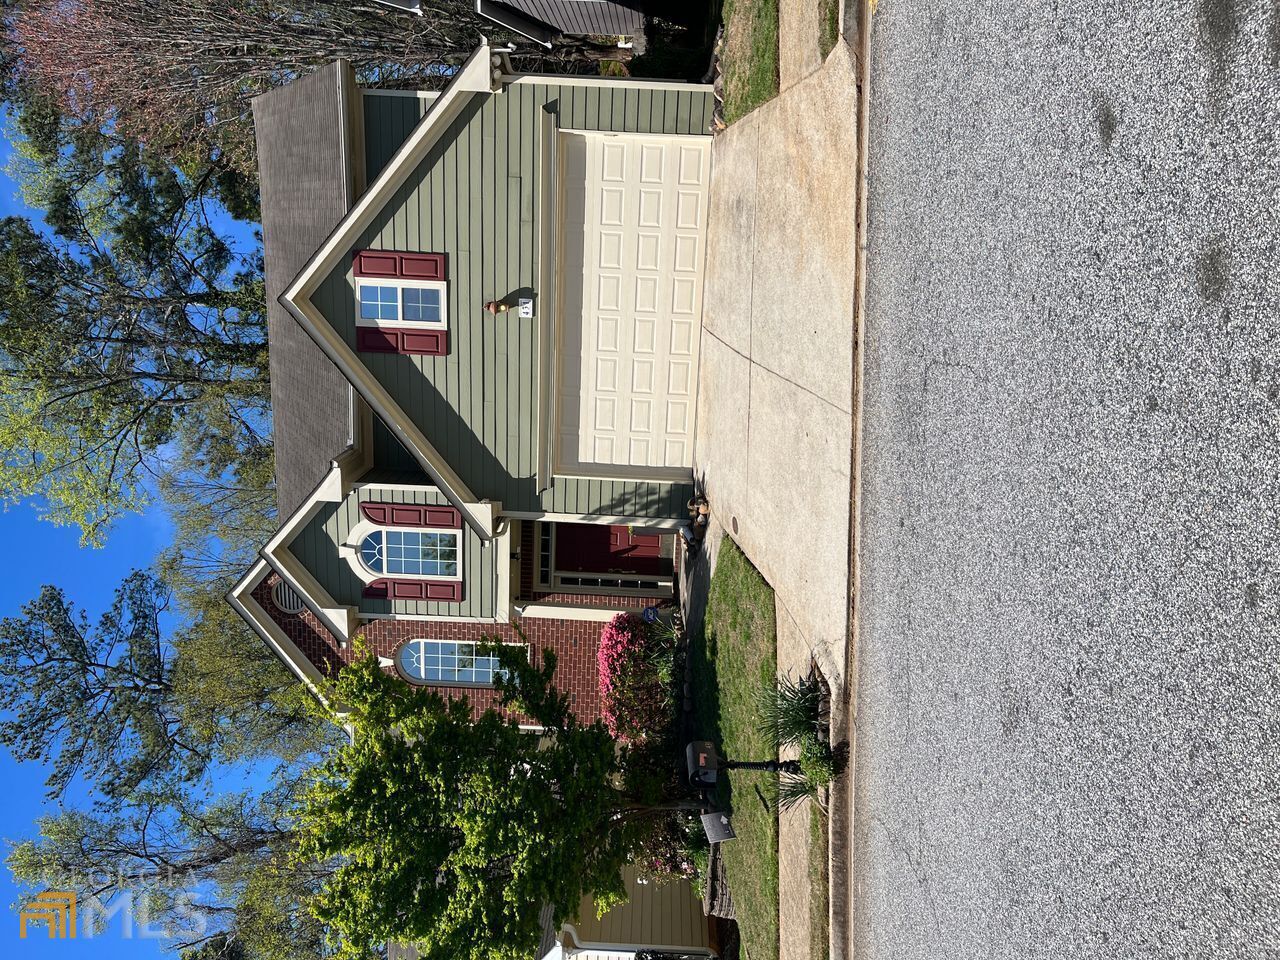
[359,528,460,579]
[396,639,506,687]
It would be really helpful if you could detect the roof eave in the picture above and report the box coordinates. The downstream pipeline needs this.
[475,0,556,48]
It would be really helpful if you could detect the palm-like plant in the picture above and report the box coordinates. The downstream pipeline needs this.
[756,673,823,750]
[776,734,839,812]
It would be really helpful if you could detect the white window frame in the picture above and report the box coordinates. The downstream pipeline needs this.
[355,277,448,330]
[394,638,523,688]
[340,517,464,584]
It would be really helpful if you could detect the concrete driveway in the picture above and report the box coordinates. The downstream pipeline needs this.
[695,38,860,693]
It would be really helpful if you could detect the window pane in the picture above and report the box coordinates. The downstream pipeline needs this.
[372,529,459,577]
[403,287,442,324]
[398,639,426,680]
[360,532,384,573]
[360,285,399,321]
[398,639,511,686]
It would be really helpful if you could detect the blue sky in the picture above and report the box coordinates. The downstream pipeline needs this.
[0,127,259,957]
[0,508,173,958]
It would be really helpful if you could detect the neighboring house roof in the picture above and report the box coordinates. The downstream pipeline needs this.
[476,0,643,43]
[474,0,556,46]
[252,61,364,515]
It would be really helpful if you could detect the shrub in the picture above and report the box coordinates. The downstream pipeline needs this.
[631,813,702,884]
[756,673,823,749]
[777,735,839,812]
[598,613,673,743]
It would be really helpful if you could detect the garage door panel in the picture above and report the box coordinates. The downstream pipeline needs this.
[557,132,709,478]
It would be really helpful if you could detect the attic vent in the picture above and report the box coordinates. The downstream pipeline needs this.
[271,581,306,616]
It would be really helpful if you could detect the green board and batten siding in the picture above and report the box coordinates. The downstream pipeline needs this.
[362,91,433,180]
[291,485,499,618]
[314,81,714,519]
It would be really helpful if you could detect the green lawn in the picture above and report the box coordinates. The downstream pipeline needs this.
[691,538,779,960]
[819,0,840,58]
[809,807,830,959]
[720,0,781,122]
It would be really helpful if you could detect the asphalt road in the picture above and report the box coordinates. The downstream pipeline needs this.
[852,2,1280,957]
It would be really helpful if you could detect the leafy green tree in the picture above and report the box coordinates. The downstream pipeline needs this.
[0,90,267,545]
[180,935,253,960]
[297,647,696,960]
[0,573,328,800]
[0,571,339,959]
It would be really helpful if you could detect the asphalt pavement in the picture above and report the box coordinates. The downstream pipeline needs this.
[852,1,1280,956]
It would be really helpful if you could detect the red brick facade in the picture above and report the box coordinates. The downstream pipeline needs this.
[253,573,662,724]
[250,522,683,726]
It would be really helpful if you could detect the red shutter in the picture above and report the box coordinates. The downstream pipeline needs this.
[353,250,400,278]
[356,327,398,353]
[400,330,448,355]
[353,250,445,281]
[399,255,445,281]
[360,503,462,528]
[357,328,448,356]
[363,578,464,602]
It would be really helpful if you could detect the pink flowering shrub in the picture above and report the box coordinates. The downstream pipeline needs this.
[598,613,672,743]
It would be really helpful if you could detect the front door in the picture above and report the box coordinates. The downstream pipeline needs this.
[555,524,668,577]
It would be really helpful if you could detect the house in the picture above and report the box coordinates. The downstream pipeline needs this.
[228,42,715,723]
[226,41,718,958]
[474,1,645,49]
[373,0,645,48]
[389,868,718,960]
[549,866,718,959]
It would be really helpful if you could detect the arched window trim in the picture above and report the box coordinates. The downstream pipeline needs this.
[393,638,524,688]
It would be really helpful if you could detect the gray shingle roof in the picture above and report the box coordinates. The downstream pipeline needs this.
[252,62,361,516]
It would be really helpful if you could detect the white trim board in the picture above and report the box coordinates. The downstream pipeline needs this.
[504,511,686,530]
[501,74,715,93]
[515,603,628,623]
[226,560,330,698]
[361,88,441,100]
[359,613,508,624]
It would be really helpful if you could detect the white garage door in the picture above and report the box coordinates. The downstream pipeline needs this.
[556,131,711,480]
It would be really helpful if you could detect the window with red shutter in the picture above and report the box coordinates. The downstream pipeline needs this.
[352,250,449,357]
[357,502,464,603]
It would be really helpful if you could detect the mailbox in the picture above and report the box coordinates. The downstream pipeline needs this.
[686,740,719,787]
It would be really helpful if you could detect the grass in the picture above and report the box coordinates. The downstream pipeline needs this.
[819,0,841,58]
[719,0,781,122]
[809,806,830,959]
[690,538,779,960]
